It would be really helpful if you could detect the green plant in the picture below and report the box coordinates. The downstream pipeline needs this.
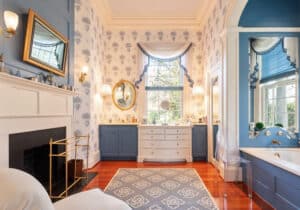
[255,122,264,131]
[274,123,283,128]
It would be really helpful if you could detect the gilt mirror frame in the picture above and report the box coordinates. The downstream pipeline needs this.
[23,9,68,76]
[112,80,136,111]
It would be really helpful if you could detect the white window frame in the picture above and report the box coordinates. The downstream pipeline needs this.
[260,75,298,131]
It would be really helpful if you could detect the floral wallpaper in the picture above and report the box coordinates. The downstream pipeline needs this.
[73,0,105,166]
[101,28,205,122]
[200,0,230,75]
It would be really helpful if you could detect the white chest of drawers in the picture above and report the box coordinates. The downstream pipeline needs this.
[138,125,192,162]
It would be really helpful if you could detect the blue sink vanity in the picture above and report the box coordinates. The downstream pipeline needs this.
[99,124,208,162]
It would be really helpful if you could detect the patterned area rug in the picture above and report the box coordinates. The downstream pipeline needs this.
[104,168,218,210]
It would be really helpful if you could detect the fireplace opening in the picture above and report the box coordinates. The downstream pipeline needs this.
[9,127,66,192]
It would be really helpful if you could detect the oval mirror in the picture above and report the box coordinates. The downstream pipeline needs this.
[112,80,136,110]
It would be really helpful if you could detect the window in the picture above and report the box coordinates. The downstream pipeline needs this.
[146,58,183,124]
[261,76,296,130]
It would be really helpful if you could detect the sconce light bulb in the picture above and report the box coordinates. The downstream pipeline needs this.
[4,10,19,34]
[192,86,204,96]
[82,66,88,75]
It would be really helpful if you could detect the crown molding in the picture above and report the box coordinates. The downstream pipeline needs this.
[91,0,216,30]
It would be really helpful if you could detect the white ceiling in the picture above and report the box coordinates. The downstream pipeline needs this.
[93,0,216,28]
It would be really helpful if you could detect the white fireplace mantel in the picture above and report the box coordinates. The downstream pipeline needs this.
[0,72,76,167]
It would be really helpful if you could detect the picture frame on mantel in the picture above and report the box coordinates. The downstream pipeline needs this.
[23,9,68,76]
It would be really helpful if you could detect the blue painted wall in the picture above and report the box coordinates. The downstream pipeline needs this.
[239,32,300,147]
[1,0,74,85]
[239,0,300,27]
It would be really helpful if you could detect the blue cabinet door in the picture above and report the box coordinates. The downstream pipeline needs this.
[99,126,118,159]
[99,125,138,160]
[118,126,137,159]
[192,125,207,161]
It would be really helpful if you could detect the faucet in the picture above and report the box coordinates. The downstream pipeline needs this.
[271,139,281,145]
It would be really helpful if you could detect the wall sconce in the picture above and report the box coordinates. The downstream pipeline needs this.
[100,84,112,97]
[192,85,204,96]
[0,10,19,38]
[79,66,88,83]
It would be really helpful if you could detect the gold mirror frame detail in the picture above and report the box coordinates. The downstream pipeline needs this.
[112,80,136,111]
[23,9,68,76]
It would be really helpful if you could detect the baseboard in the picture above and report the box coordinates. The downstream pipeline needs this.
[224,165,243,182]
[87,150,100,169]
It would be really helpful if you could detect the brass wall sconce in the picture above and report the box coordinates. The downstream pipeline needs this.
[0,10,19,38]
[79,66,88,83]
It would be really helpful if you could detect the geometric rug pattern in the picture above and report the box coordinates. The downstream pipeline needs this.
[104,168,219,210]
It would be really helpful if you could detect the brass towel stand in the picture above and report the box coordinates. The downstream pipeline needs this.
[49,135,90,199]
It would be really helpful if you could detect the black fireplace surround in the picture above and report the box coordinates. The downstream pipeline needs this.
[9,127,66,192]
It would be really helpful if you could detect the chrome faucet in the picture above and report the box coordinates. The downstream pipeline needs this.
[271,139,281,145]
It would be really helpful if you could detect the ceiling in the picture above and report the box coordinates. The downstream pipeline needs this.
[93,0,216,28]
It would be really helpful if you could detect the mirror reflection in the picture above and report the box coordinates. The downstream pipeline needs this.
[31,20,66,70]
[112,80,136,110]
[248,37,299,132]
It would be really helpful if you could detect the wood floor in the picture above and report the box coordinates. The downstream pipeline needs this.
[84,161,273,210]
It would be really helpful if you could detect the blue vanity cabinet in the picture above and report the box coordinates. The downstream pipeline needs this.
[241,152,300,210]
[99,125,138,160]
[192,125,207,161]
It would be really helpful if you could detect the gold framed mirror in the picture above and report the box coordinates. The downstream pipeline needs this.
[112,80,136,110]
[23,9,68,76]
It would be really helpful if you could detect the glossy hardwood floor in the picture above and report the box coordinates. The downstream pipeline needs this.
[84,161,273,210]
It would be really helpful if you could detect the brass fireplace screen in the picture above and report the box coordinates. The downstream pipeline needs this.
[49,135,90,199]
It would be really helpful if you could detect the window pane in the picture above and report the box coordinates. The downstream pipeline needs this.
[146,58,183,124]
[146,59,183,87]
[262,77,296,129]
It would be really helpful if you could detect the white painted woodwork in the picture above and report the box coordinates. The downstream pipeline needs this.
[138,125,192,162]
[0,73,76,168]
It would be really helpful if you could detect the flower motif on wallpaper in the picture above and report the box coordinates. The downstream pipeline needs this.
[196,55,202,65]
[120,55,125,64]
[145,31,151,41]
[82,17,91,31]
[170,31,177,41]
[112,42,119,52]
[74,31,81,44]
[82,81,91,95]
[113,66,119,76]
[125,43,132,52]
[120,31,126,41]
[157,31,164,41]
[82,113,90,127]
[196,31,202,42]
[132,55,136,64]
[126,66,132,76]
[74,96,82,111]
[82,49,91,62]
[105,54,112,64]
[132,31,138,41]
[106,31,112,40]
[183,31,189,41]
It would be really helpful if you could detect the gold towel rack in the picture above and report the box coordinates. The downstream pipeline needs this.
[49,135,90,199]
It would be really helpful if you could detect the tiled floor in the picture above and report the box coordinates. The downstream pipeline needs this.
[84,161,273,210]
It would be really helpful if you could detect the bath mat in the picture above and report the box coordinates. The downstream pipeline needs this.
[104,168,218,210]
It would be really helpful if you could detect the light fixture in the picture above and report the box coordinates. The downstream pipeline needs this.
[100,84,112,97]
[192,85,204,96]
[79,66,88,83]
[0,10,19,37]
